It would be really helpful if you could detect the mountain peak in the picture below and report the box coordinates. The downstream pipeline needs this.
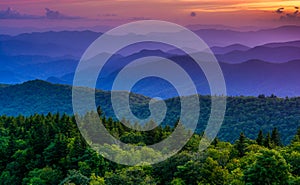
[23,79,52,85]
[20,79,67,89]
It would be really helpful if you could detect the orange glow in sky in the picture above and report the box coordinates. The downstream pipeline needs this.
[0,0,299,29]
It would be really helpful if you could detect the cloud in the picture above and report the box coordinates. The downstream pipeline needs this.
[190,12,197,17]
[274,7,300,22]
[0,7,41,19]
[45,8,82,20]
[275,7,284,14]
[0,7,83,20]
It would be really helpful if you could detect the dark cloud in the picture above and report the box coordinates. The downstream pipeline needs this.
[0,7,83,20]
[0,7,41,19]
[275,7,284,14]
[190,12,197,17]
[45,8,82,20]
[275,7,300,22]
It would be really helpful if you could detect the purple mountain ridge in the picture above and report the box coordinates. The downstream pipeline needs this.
[1,26,300,97]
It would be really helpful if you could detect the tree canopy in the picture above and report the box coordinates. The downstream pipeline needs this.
[0,113,300,184]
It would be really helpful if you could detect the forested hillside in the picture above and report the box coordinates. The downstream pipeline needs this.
[0,113,300,184]
[0,80,300,144]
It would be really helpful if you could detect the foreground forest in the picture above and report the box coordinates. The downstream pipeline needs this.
[0,113,300,184]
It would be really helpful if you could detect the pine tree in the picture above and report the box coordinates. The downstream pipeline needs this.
[144,120,162,144]
[271,127,281,146]
[212,137,219,147]
[256,130,264,146]
[236,132,247,157]
[97,106,103,117]
[264,132,271,148]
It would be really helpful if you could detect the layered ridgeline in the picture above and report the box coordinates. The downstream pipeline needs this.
[0,80,299,144]
[2,28,300,97]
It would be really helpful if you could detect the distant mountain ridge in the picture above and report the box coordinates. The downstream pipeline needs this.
[262,40,300,48]
[1,25,300,57]
[216,46,300,63]
[0,31,101,57]
[1,47,300,97]
[44,50,300,98]
[1,27,300,97]
[210,44,250,54]
[194,25,300,47]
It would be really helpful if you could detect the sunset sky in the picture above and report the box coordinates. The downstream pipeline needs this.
[1,0,300,32]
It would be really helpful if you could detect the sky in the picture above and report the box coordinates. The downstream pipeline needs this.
[0,0,300,33]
